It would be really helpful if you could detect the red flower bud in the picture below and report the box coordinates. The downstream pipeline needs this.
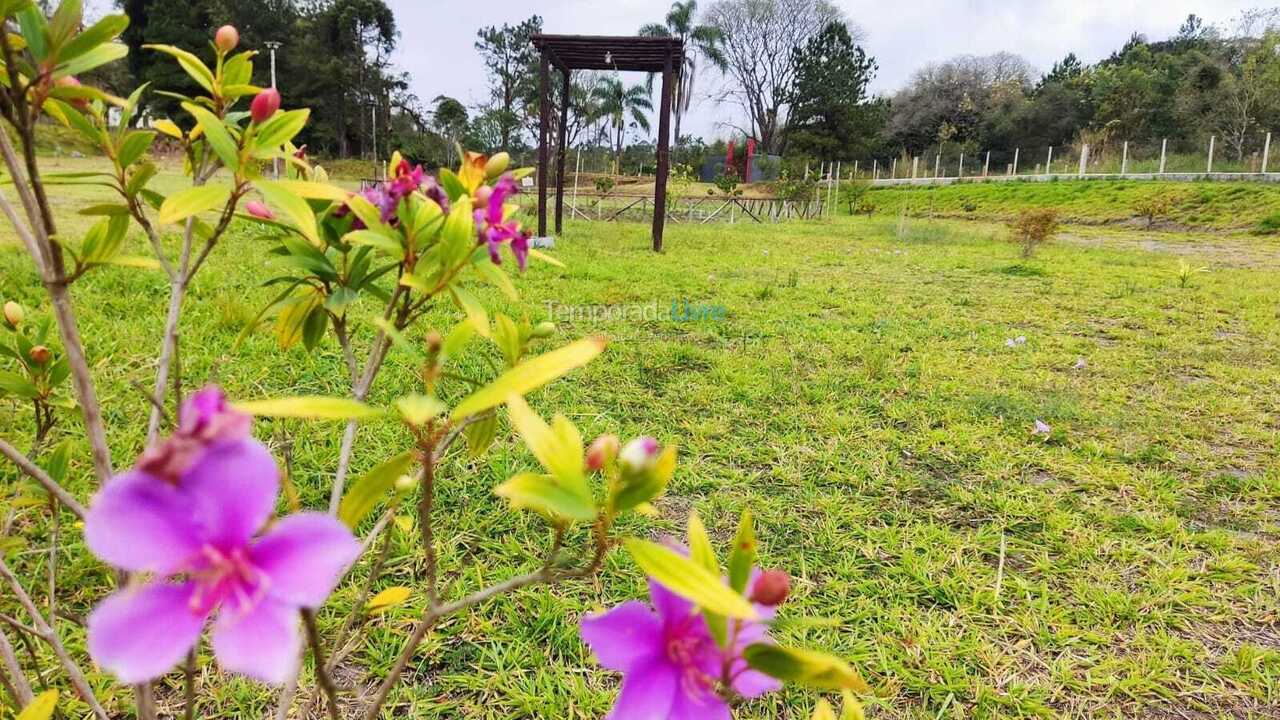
[473,185,493,205]
[749,569,790,606]
[250,88,281,124]
[585,434,620,472]
[55,76,88,110]
[29,345,51,365]
[214,25,239,53]
[244,200,275,220]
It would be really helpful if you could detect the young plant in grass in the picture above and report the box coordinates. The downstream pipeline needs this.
[1008,208,1060,258]
[0,3,866,719]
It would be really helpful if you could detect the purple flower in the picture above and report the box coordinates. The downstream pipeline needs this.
[474,173,529,270]
[580,577,780,719]
[83,386,358,684]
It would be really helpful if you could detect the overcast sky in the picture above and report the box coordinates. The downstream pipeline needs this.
[390,1,1258,141]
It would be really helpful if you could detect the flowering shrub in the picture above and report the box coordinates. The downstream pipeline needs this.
[0,3,867,719]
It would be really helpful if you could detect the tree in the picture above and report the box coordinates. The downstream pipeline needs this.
[431,95,469,146]
[590,76,653,173]
[785,20,879,159]
[475,15,542,149]
[638,1,727,150]
[706,0,847,153]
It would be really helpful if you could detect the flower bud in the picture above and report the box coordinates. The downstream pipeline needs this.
[749,569,790,606]
[394,474,416,494]
[619,436,660,473]
[250,88,281,124]
[214,25,239,53]
[424,330,443,355]
[473,185,493,205]
[484,152,510,179]
[55,76,88,110]
[244,200,275,220]
[3,301,23,328]
[530,321,555,339]
[29,345,51,364]
[585,434,619,472]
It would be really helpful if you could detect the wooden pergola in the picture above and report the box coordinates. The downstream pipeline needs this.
[531,34,684,251]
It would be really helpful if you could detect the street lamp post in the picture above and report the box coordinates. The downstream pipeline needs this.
[264,41,282,178]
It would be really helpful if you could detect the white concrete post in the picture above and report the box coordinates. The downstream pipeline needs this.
[1207,135,1215,174]
[805,162,810,179]
[1264,132,1272,174]
[1121,141,1128,175]
[1159,138,1168,174]
[912,156,919,179]
[934,153,941,178]
[831,161,841,216]
[1046,146,1054,175]
[891,158,897,179]
[1078,144,1089,177]
[1012,147,1020,175]
[984,151,991,177]
[958,153,965,178]
[572,147,582,215]
[873,159,878,180]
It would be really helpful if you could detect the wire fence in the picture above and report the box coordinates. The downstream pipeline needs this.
[836,132,1280,185]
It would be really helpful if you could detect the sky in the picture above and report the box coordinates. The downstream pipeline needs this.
[389,1,1260,140]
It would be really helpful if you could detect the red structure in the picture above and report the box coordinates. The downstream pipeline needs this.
[744,138,756,183]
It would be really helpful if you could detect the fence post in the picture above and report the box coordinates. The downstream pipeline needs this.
[1207,135,1215,174]
[1159,139,1168,174]
[852,160,858,179]
[912,156,919,179]
[1264,132,1272,174]
[934,153,941,178]
[1046,146,1053,176]
[572,147,582,217]
[804,161,810,179]
[1078,144,1089,177]
[873,159,878,180]
[958,153,965,178]
[984,151,990,177]
[1120,141,1128,175]
[891,158,897,179]
[1012,147,1020,176]
[831,161,841,216]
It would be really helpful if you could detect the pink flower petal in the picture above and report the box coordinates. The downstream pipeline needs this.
[183,438,278,548]
[648,577,696,626]
[87,582,205,683]
[252,513,359,607]
[606,656,678,720]
[580,601,662,672]
[84,470,203,574]
[669,684,732,720]
[211,597,299,684]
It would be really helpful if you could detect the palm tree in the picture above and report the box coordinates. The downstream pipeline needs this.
[591,77,653,174]
[639,0,728,149]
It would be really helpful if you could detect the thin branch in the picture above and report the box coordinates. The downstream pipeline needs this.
[300,609,341,720]
[46,497,57,625]
[0,557,108,720]
[0,626,34,707]
[0,438,87,521]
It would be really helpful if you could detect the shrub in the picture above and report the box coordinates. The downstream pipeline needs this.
[1133,193,1177,228]
[594,175,616,196]
[1009,208,1060,258]
[841,180,871,214]
[1252,211,1280,235]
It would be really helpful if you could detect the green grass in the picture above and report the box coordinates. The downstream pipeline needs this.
[868,179,1280,231]
[2,178,1280,719]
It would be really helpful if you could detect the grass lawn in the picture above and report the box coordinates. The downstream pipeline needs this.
[2,174,1280,718]
[869,179,1280,232]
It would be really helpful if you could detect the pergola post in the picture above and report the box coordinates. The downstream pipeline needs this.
[537,51,550,238]
[652,51,674,252]
[554,67,570,235]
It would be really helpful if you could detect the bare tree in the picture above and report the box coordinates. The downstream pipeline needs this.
[706,0,851,152]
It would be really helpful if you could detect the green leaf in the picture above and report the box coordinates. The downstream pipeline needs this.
[473,258,518,301]
[265,179,348,201]
[256,179,319,246]
[182,102,239,171]
[116,130,155,168]
[688,510,727,645]
[395,394,444,426]
[495,472,596,522]
[344,229,403,260]
[42,440,71,483]
[439,197,475,269]
[44,98,102,146]
[506,394,587,494]
[222,51,254,86]
[492,312,521,367]
[145,44,214,93]
[338,451,415,528]
[17,690,58,720]
[126,161,157,196]
[253,109,309,154]
[48,0,81,46]
[450,337,605,421]
[81,215,129,264]
[16,4,49,61]
[742,645,869,692]
[344,193,392,235]
[728,509,756,595]
[233,396,381,421]
[625,539,758,620]
[0,370,39,399]
[57,41,126,77]
[158,184,231,225]
[58,13,128,69]
[613,444,676,512]
[448,284,489,338]
[464,412,498,457]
